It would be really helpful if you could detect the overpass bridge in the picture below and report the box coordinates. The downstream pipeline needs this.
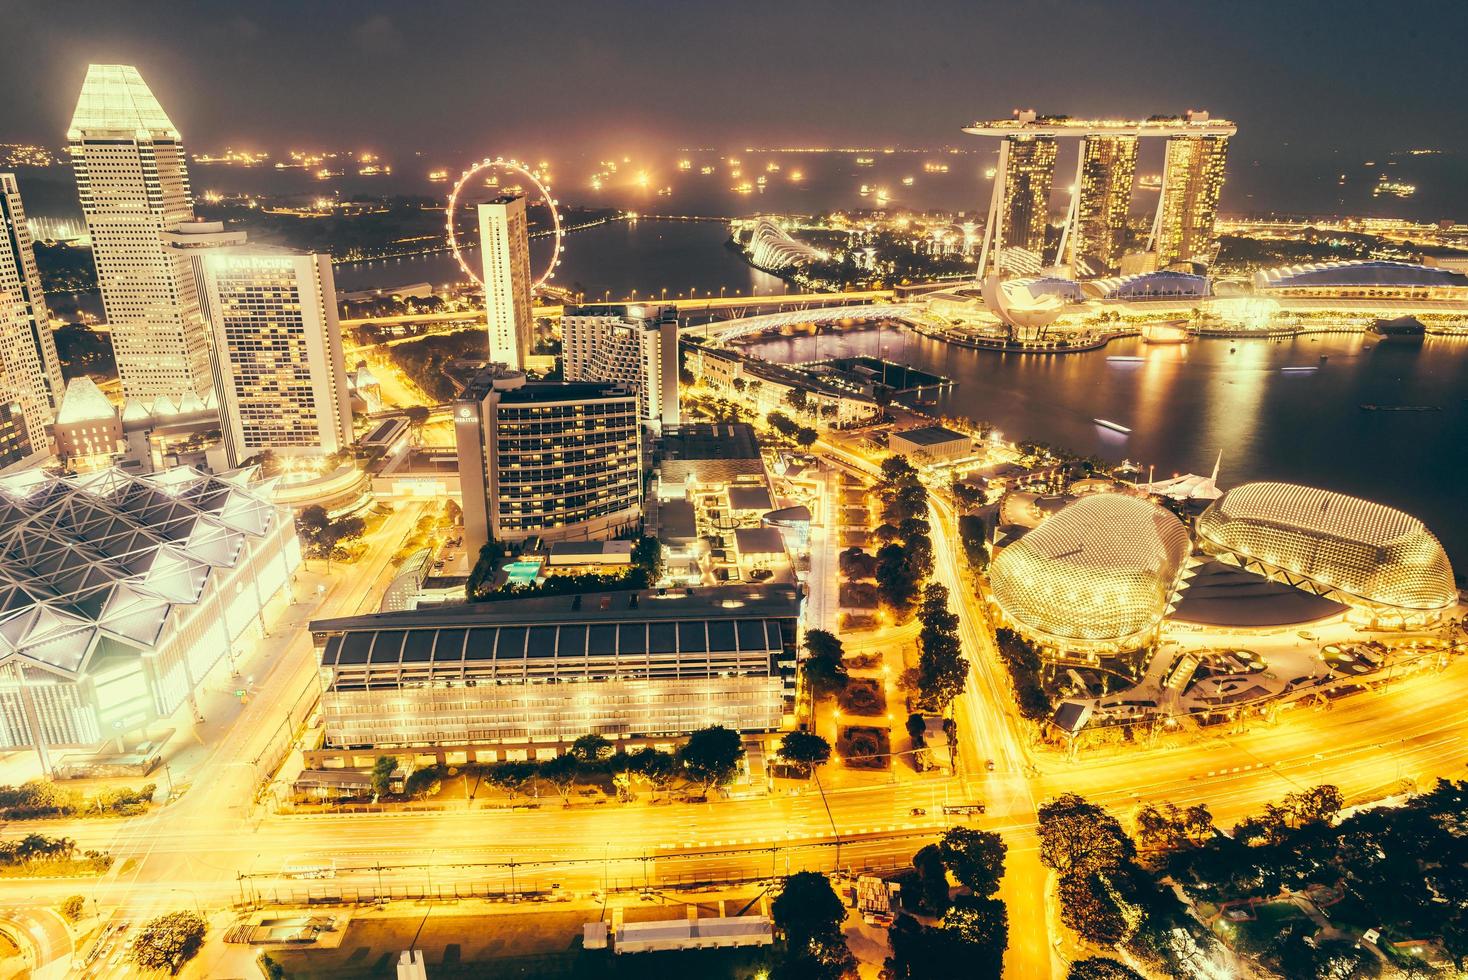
[338,289,898,330]
[691,303,927,341]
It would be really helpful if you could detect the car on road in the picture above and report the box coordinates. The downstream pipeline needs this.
[985,759,996,772]
[909,807,926,816]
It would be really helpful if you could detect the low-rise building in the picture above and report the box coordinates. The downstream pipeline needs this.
[306,585,800,768]
[52,377,123,471]
[889,425,973,462]
[684,344,879,428]
[543,540,634,576]
[657,423,764,489]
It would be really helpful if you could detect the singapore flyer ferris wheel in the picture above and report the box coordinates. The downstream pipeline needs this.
[446,157,563,290]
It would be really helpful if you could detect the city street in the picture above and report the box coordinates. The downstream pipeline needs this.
[0,453,1464,979]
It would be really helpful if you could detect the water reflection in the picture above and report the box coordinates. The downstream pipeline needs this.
[744,328,1468,563]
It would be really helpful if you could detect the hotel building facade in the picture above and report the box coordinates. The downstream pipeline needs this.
[454,369,642,553]
[561,303,680,433]
[195,245,352,466]
[478,195,533,370]
[966,110,1235,278]
[0,174,65,455]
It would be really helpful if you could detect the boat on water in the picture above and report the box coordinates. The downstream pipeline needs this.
[1360,404,1441,412]
[1367,315,1426,344]
[1141,320,1191,345]
[1107,355,1144,364]
[1093,418,1132,434]
[1280,366,1318,373]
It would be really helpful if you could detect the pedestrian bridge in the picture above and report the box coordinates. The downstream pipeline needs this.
[693,303,926,342]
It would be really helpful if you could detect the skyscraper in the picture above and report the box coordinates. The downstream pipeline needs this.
[1150,135,1229,270]
[0,174,65,452]
[194,244,352,466]
[68,65,212,407]
[965,110,1235,279]
[994,136,1057,273]
[1068,136,1138,277]
[478,195,533,370]
[455,368,642,552]
[562,304,679,433]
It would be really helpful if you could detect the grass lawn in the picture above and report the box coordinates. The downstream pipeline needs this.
[1216,901,1307,956]
[270,910,776,979]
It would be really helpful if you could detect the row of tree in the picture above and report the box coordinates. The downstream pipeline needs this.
[993,627,1054,723]
[0,778,154,819]
[296,504,367,564]
[1035,786,1401,977]
[914,583,968,714]
[766,410,819,448]
[872,456,935,614]
[1037,793,1185,954]
[1142,780,1468,974]
[372,726,751,806]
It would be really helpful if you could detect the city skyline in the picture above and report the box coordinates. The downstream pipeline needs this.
[0,11,1464,979]
[5,2,1468,218]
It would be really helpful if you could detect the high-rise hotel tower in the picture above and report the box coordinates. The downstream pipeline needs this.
[991,135,1057,274]
[68,65,213,407]
[1149,134,1230,269]
[478,195,533,370]
[1068,135,1139,277]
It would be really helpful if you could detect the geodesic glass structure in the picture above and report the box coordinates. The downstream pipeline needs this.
[0,466,298,755]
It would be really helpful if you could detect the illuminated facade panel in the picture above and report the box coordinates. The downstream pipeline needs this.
[1071,135,1138,276]
[989,494,1192,652]
[309,586,799,757]
[0,174,65,452]
[1196,482,1456,623]
[1151,135,1228,269]
[0,466,299,764]
[997,136,1057,269]
[478,195,533,370]
[67,65,214,407]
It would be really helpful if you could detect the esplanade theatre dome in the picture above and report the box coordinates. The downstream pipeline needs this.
[1196,482,1456,620]
[990,494,1192,651]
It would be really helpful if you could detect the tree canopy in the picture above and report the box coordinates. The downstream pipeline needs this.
[776,731,832,777]
[678,726,745,794]
[130,911,206,973]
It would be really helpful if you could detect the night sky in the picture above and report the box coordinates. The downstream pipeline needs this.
[4,0,1468,213]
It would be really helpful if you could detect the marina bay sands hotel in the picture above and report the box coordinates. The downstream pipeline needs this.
[965,109,1236,279]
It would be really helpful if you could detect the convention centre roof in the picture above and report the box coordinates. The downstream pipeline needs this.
[1254,260,1468,291]
[0,466,279,679]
